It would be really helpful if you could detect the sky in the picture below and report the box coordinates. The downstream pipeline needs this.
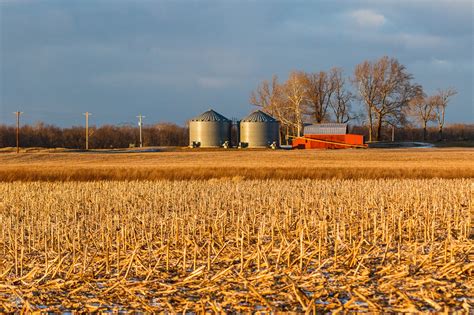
[0,0,472,127]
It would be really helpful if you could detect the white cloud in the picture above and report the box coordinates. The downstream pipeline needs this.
[428,58,473,71]
[346,31,445,50]
[0,0,36,4]
[93,72,240,89]
[350,9,386,28]
[431,58,451,67]
[197,76,237,89]
[395,33,444,48]
[362,0,471,6]
[91,72,189,87]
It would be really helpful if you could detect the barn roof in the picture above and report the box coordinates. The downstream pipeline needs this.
[304,123,348,135]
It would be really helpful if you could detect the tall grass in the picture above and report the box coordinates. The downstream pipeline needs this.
[1,149,473,181]
[0,179,471,312]
[0,165,472,181]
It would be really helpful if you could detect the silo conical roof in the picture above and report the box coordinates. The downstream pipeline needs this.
[241,110,277,122]
[190,109,230,122]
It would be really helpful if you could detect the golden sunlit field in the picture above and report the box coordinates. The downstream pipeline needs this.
[0,148,473,181]
[0,149,473,312]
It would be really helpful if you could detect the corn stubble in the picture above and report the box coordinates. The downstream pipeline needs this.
[0,179,472,312]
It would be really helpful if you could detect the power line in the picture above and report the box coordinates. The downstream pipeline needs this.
[83,112,92,150]
[13,111,23,154]
[136,114,146,148]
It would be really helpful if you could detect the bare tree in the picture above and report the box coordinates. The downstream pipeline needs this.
[280,71,307,136]
[353,60,377,141]
[250,75,294,143]
[303,70,336,123]
[250,75,280,116]
[354,56,420,141]
[273,100,298,144]
[409,91,436,141]
[328,68,354,123]
[433,87,457,140]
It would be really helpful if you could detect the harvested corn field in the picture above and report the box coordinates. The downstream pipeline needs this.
[0,179,472,312]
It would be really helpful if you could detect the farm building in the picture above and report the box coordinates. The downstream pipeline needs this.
[240,110,280,148]
[189,109,231,147]
[292,123,365,149]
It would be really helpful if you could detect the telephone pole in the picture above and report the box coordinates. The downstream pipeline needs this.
[136,114,145,148]
[13,111,23,153]
[83,112,91,150]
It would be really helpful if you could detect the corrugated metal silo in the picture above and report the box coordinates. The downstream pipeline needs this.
[189,109,231,147]
[240,110,279,148]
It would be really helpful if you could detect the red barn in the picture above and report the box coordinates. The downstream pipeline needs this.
[292,123,365,149]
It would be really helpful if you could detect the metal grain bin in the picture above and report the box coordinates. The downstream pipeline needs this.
[189,109,231,147]
[240,110,279,148]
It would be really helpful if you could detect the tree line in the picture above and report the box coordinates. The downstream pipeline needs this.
[0,122,188,149]
[0,121,471,150]
[0,55,469,149]
[350,124,473,143]
[251,56,458,142]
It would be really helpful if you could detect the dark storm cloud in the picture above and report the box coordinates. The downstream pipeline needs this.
[0,0,472,126]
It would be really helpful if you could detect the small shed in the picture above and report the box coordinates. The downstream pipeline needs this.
[293,123,365,149]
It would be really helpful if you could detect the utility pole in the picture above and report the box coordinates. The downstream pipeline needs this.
[391,125,395,142]
[13,111,23,153]
[83,112,91,150]
[136,114,145,148]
